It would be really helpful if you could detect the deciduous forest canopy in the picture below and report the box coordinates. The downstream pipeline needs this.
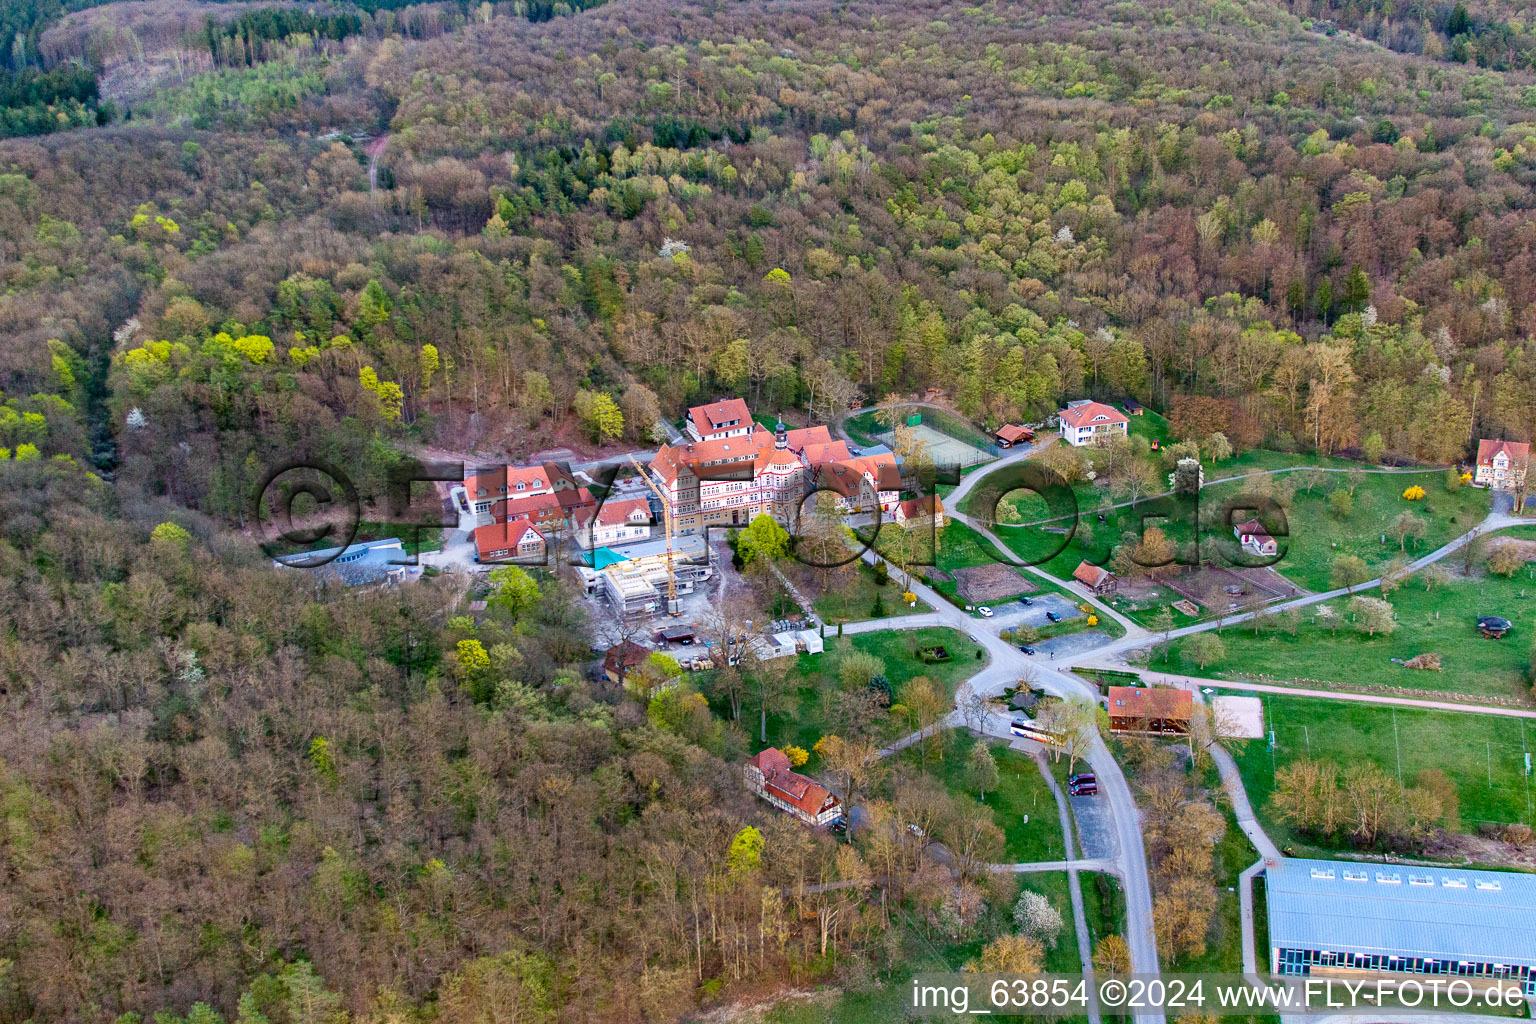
[2,0,1536,1018]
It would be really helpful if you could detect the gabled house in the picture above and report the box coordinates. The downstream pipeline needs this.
[573,497,654,549]
[686,398,753,442]
[474,519,546,562]
[1474,439,1530,493]
[1234,518,1279,558]
[464,464,556,515]
[1058,400,1129,447]
[816,453,902,515]
[602,640,651,684]
[744,748,843,825]
[893,494,945,529]
[1073,561,1117,595]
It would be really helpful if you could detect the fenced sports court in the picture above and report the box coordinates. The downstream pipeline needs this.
[871,417,997,468]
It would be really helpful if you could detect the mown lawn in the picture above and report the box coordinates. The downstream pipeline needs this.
[916,732,1070,863]
[1200,468,1488,592]
[808,559,929,624]
[1228,693,1536,845]
[753,627,987,764]
[1159,561,1536,699]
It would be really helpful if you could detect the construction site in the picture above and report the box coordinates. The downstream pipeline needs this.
[575,534,718,618]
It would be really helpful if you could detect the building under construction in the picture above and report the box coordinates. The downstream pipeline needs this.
[595,535,715,616]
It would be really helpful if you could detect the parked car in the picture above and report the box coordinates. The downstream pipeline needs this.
[1069,773,1096,786]
[1019,596,1033,605]
[827,816,848,835]
[906,823,925,838]
[1070,783,1098,796]
[1018,645,1037,655]
[1046,611,1061,622]
[977,606,994,618]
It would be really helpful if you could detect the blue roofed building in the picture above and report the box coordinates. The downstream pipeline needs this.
[272,537,413,586]
[1266,857,1536,994]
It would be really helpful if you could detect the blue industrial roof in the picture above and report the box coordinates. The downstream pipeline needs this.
[274,538,407,585]
[1266,857,1536,965]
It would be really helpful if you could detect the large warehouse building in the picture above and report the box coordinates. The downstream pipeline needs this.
[1266,857,1536,995]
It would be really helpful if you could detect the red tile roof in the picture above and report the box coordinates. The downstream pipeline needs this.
[688,398,752,435]
[1073,562,1113,588]
[816,453,900,498]
[493,491,562,522]
[748,748,841,819]
[1477,438,1530,468]
[576,497,652,529]
[473,519,544,559]
[1107,686,1192,722]
[650,425,857,486]
[1233,518,1271,538]
[465,464,554,499]
[1059,401,1129,429]
[897,495,942,520]
[996,424,1034,443]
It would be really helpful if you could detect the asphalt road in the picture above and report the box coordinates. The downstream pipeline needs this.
[858,550,1166,1024]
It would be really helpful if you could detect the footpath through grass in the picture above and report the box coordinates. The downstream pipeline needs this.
[1201,468,1488,592]
[1229,693,1536,845]
[958,439,1488,597]
[752,627,987,765]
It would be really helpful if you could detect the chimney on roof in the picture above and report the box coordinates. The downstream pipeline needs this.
[775,421,787,450]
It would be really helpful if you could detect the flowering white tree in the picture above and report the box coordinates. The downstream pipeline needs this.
[1013,890,1064,945]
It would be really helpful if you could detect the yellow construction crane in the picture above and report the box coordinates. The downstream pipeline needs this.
[627,453,678,613]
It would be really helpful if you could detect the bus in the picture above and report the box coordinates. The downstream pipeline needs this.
[1009,718,1063,745]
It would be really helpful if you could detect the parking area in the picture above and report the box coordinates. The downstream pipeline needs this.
[993,592,1082,626]
[1034,630,1111,659]
[1069,788,1118,861]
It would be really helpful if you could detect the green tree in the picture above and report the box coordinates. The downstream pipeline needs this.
[727,825,765,875]
[575,389,624,442]
[965,740,1000,800]
[456,638,491,680]
[308,737,338,784]
[357,278,392,328]
[437,948,556,1024]
[737,513,791,564]
[150,521,192,551]
[1184,632,1226,669]
[1343,264,1370,311]
[1330,554,1370,592]
[487,565,540,616]
[419,343,440,391]
[1328,488,1354,519]
[1315,278,1333,323]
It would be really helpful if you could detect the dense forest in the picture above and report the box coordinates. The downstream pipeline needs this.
[3,0,1536,1018]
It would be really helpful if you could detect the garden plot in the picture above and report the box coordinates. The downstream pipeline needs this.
[952,563,1039,603]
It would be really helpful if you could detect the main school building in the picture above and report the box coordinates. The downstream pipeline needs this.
[1266,857,1536,995]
